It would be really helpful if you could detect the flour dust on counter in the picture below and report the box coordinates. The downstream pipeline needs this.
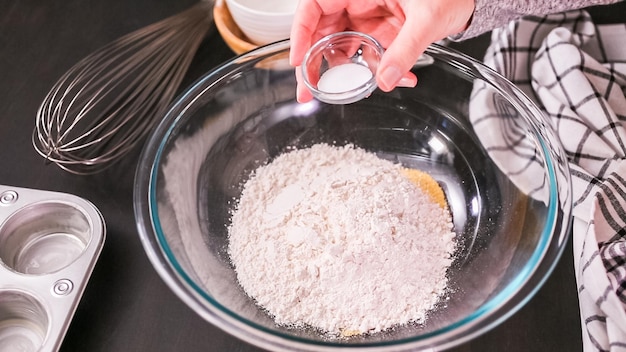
[228,143,456,337]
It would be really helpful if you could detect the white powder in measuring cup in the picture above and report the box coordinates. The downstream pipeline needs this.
[228,143,456,336]
[317,63,373,94]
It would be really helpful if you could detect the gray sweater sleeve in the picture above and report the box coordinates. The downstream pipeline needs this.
[453,0,623,40]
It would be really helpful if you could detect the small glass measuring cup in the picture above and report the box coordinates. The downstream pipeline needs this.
[301,31,384,104]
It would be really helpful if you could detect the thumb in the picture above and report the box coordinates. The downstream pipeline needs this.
[376,1,474,92]
[376,17,431,92]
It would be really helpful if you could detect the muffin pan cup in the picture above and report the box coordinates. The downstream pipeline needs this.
[0,185,105,352]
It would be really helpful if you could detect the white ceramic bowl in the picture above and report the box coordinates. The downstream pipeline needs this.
[225,0,297,45]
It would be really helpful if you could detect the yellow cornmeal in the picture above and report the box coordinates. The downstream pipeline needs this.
[340,329,363,338]
[400,168,447,209]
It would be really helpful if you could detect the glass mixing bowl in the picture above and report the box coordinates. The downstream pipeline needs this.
[134,40,572,351]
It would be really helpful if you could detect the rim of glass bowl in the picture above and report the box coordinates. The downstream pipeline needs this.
[134,40,572,351]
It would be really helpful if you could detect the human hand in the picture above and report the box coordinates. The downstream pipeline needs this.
[289,0,475,103]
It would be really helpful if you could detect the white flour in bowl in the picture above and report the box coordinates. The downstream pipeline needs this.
[228,143,456,336]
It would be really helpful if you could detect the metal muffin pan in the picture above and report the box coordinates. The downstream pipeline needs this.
[0,185,105,352]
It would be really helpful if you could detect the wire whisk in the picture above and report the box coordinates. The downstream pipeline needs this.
[33,1,215,174]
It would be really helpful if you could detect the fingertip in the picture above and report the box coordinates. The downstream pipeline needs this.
[377,65,402,92]
[295,67,314,102]
[297,86,314,103]
[376,68,417,92]
[397,73,418,88]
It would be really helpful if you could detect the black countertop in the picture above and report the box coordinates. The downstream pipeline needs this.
[1,1,624,351]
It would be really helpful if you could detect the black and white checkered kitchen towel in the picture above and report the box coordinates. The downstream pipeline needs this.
[473,10,626,351]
